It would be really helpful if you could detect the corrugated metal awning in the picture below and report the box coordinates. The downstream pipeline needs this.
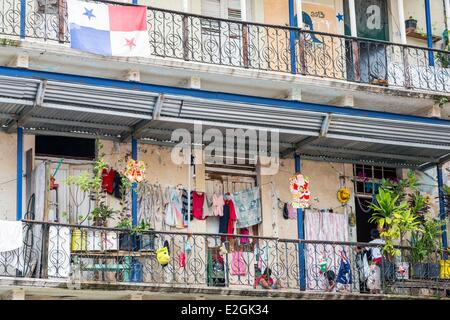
[0,74,449,168]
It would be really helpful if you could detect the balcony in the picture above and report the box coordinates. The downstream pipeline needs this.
[0,220,449,299]
[0,1,449,95]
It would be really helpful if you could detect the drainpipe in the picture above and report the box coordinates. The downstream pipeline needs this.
[16,127,23,221]
[437,165,448,258]
[294,153,305,290]
[424,0,435,65]
[288,0,297,74]
[131,137,138,226]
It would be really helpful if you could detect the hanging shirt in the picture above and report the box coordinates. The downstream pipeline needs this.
[202,194,214,218]
[336,251,353,285]
[192,192,206,220]
[112,170,123,199]
[219,199,237,241]
[101,168,115,194]
[181,189,193,224]
[212,194,225,216]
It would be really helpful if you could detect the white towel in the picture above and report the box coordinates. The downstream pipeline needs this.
[0,220,23,252]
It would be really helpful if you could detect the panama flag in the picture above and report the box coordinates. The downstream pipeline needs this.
[67,0,150,57]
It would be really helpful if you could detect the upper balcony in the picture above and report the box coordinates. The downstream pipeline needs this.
[0,0,449,116]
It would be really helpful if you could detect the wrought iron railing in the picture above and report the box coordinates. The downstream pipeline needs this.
[1,0,450,93]
[0,220,449,297]
[0,0,449,93]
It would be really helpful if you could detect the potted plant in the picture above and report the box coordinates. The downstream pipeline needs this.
[405,16,417,32]
[369,171,423,280]
[135,220,156,251]
[116,216,139,251]
[409,218,443,279]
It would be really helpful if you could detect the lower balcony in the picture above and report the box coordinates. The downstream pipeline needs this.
[0,221,449,299]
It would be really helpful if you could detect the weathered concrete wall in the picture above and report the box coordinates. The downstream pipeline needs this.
[0,132,34,221]
[258,157,355,240]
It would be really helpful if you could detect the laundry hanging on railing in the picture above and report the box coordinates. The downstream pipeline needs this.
[0,220,23,252]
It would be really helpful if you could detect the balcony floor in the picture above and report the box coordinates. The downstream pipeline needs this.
[0,277,445,300]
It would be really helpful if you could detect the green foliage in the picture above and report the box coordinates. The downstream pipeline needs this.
[116,217,132,230]
[444,184,450,195]
[89,204,117,225]
[369,171,425,257]
[409,218,444,263]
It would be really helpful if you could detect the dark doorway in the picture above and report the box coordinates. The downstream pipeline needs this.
[355,196,378,243]
[343,0,390,84]
[35,135,95,160]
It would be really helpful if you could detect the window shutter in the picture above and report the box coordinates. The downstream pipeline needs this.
[202,0,221,18]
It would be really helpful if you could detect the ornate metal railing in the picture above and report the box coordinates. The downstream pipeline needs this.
[1,0,450,93]
[2,0,450,93]
[0,220,449,297]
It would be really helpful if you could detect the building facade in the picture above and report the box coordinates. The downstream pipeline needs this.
[0,0,449,300]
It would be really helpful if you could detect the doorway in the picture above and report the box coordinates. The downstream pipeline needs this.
[353,164,398,242]
[344,0,390,84]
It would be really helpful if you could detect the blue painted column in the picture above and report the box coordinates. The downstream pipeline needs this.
[424,0,435,66]
[288,0,297,74]
[131,137,138,226]
[16,127,23,221]
[437,165,448,257]
[132,0,138,4]
[294,153,306,290]
[20,0,26,39]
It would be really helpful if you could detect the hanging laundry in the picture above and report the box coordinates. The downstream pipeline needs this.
[0,220,23,252]
[212,193,225,216]
[232,187,262,228]
[231,251,246,276]
[181,189,194,225]
[202,193,214,218]
[112,170,123,199]
[219,198,236,240]
[101,168,115,194]
[165,187,185,229]
[239,228,250,245]
[178,251,186,268]
[336,251,352,285]
[289,173,311,209]
[192,191,205,220]
[287,203,297,219]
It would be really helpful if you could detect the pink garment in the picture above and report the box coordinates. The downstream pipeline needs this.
[239,228,250,244]
[231,251,246,276]
[212,194,225,216]
[287,203,297,219]
[178,251,186,268]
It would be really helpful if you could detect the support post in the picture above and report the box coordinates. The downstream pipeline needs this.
[424,0,434,66]
[131,137,138,226]
[294,153,305,290]
[437,165,448,257]
[16,127,23,221]
[288,0,297,74]
[132,0,137,4]
[397,0,407,44]
[20,0,26,39]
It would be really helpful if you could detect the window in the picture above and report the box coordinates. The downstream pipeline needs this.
[353,164,397,196]
[35,135,96,160]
